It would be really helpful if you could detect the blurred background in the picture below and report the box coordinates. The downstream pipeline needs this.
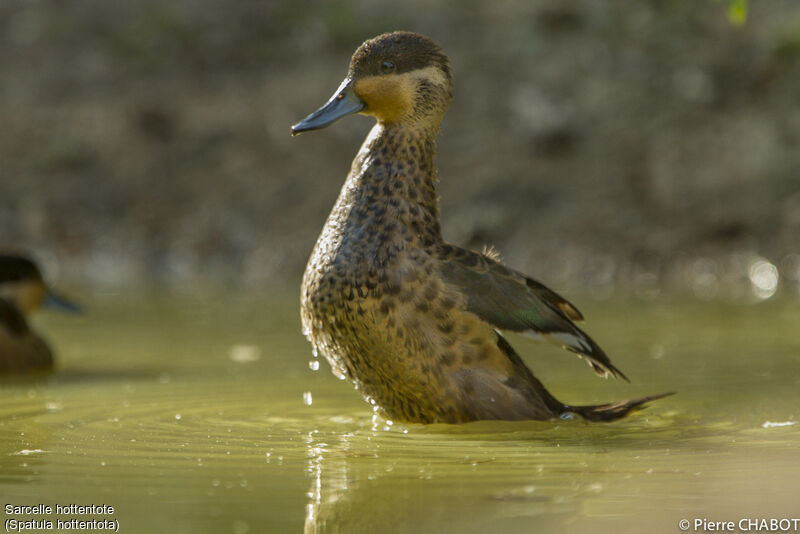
[1,0,798,298]
[2,4,799,531]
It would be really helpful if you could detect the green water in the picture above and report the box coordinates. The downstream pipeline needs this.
[1,288,798,533]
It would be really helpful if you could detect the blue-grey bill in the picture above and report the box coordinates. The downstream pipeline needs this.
[291,78,365,136]
[44,290,82,313]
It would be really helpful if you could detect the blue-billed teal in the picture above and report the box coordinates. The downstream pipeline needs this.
[293,31,670,424]
[0,254,80,373]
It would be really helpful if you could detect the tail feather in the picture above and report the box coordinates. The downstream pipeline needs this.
[532,327,630,382]
[564,391,675,422]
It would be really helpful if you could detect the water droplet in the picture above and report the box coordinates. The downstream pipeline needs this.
[228,344,261,363]
[303,391,313,406]
[749,259,778,299]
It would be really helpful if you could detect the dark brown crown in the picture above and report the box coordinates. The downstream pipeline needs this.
[349,31,451,82]
[0,255,44,284]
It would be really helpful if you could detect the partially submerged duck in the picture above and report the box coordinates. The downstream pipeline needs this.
[0,254,80,374]
[293,31,671,424]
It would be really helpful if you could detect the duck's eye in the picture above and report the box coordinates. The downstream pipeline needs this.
[380,61,396,74]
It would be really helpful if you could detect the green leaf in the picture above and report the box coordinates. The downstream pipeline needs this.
[727,0,748,26]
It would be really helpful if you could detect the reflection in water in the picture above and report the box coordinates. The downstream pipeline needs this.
[304,431,347,533]
[301,420,648,534]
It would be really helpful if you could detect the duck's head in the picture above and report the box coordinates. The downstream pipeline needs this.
[0,255,81,316]
[292,31,452,135]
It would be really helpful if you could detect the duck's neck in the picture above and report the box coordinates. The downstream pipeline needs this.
[348,121,442,242]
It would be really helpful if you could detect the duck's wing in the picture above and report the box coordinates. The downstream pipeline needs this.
[436,244,629,381]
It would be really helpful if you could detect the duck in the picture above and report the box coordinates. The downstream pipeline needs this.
[0,254,80,374]
[292,31,671,424]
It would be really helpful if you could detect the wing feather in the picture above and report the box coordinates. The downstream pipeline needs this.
[436,244,628,381]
